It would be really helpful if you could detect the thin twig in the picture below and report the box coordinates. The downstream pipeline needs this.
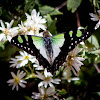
[55,1,66,10]
[76,11,81,27]
[94,63,100,73]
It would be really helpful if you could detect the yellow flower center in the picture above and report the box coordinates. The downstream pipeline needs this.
[3,28,10,35]
[98,15,100,20]
[31,26,38,34]
[23,27,28,33]
[41,93,48,100]
[44,76,51,81]
[14,76,20,84]
[25,56,29,59]
[20,26,30,35]
[65,55,75,67]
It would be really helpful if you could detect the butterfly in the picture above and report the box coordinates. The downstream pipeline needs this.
[11,29,91,74]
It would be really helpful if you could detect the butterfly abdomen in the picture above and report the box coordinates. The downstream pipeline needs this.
[43,37,53,65]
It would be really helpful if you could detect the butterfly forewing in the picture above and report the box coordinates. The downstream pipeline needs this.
[50,29,91,73]
[11,35,51,68]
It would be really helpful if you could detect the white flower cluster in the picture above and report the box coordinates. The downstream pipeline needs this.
[0,20,18,42]
[0,9,46,43]
[89,10,100,30]
[5,9,60,99]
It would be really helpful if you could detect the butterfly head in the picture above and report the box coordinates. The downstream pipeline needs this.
[43,30,51,38]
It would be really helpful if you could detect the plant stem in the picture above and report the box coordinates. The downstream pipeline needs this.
[55,1,66,10]
[76,11,81,27]
[22,67,29,73]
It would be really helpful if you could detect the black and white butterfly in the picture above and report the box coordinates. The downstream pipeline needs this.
[11,29,90,74]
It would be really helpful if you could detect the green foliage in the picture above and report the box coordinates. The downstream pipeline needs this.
[46,14,57,34]
[58,89,67,95]
[67,0,82,13]
[0,41,5,50]
[88,35,99,49]
[24,0,35,13]
[0,43,18,61]
[39,5,63,16]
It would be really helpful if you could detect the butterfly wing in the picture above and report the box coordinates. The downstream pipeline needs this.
[50,29,91,73]
[11,29,91,74]
[52,33,65,62]
[11,35,50,68]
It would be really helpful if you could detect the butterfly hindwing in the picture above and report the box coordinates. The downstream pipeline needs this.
[52,33,65,62]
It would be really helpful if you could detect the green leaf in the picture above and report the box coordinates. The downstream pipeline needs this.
[46,14,53,26]
[18,0,35,23]
[94,55,100,63]
[0,42,18,61]
[67,97,74,100]
[0,7,2,16]
[39,5,63,16]
[90,49,100,54]
[25,73,37,79]
[46,14,57,35]
[0,41,5,50]
[58,89,67,95]
[67,0,82,13]
[24,96,33,100]
[24,0,35,12]
[87,35,99,49]
[97,92,100,96]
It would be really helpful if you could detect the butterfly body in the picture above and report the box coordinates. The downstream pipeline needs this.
[11,30,91,74]
[43,36,53,65]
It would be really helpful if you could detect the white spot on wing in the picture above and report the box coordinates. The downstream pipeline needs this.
[69,46,71,49]
[21,45,23,47]
[75,41,77,44]
[28,48,30,50]
[17,44,20,46]
[79,39,81,41]
[71,38,73,40]
[71,43,73,45]
[26,43,29,45]
[85,35,87,37]
[12,40,14,42]
[24,47,26,49]
[31,51,33,53]
[82,37,84,39]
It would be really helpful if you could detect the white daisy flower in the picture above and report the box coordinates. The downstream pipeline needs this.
[63,70,79,82]
[9,51,37,68]
[18,21,37,35]
[32,86,56,100]
[0,20,18,42]
[7,70,27,91]
[9,58,23,68]
[89,10,100,30]
[63,45,85,76]
[33,64,44,70]
[24,9,46,35]
[36,69,61,88]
